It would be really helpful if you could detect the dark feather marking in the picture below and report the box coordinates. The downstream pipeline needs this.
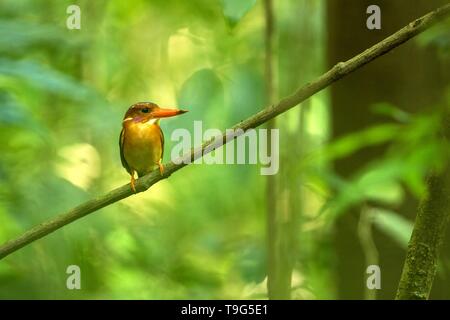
[159,124,164,161]
[119,129,132,175]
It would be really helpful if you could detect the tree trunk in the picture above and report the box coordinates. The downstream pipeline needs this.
[397,114,450,299]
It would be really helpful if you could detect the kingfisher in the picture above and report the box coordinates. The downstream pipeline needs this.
[119,102,188,192]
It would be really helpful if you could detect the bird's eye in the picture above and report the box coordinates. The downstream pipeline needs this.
[141,108,150,113]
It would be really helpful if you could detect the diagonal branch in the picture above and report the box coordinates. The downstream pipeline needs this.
[1,4,449,260]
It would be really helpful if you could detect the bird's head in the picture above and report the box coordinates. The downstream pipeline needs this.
[123,102,187,124]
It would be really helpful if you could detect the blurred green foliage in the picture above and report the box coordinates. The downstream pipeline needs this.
[0,0,448,299]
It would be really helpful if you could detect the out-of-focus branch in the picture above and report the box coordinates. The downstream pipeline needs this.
[0,4,449,260]
[263,0,291,300]
[358,205,379,300]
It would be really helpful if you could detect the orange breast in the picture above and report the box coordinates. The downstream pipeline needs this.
[123,121,163,177]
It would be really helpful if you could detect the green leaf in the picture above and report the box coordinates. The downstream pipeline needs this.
[0,58,94,101]
[371,209,413,248]
[371,102,411,123]
[0,20,77,53]
[0,90,27,125]
[177,68,224,127]
[415,20,450,58]
[356,164,404,206]
[316,161,405,220]
[313,124,401,163]
[221,0,257,27]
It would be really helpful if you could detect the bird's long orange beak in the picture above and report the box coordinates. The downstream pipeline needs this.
[152,107,188,119]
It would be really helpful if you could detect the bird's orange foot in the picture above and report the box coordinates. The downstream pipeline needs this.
[158,161,164,176]
[130,174,137,193]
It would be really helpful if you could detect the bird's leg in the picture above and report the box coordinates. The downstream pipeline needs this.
[130,171,137,193]
[158,160,164,176]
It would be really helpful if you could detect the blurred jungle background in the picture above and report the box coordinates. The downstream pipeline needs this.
[0,0,449,299]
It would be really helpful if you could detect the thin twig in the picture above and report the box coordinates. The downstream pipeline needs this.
[0,4,449,260]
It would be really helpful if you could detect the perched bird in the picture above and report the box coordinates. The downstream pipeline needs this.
[120,102,187,192]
